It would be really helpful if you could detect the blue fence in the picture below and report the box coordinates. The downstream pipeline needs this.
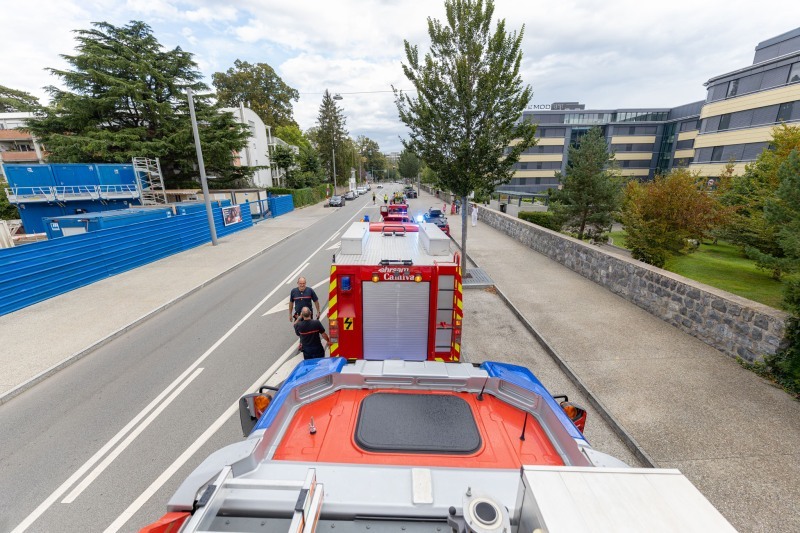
[0,203,252,316]
[268,195,294,217]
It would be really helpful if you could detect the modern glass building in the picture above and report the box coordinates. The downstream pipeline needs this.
[506,27,800,194]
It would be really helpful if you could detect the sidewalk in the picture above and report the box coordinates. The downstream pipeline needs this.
[443,191,799,533]
[0,203,333,403]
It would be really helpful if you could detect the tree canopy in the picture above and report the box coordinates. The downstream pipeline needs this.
[0,85,41,113]
[550,127,624,241]
[212,60,299,129]
[395,0,536,259]
[357,135,386,175]
[314,90,348,187]
[26,21,250,187]
[398,149,421,179]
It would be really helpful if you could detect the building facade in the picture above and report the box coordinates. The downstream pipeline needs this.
[509,27,800,194]
[0,112,45,179]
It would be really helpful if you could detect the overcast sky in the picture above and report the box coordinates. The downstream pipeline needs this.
[2,0,797,153]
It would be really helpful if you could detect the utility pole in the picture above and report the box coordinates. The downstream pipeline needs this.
[332,147,337,195]
[187,87,218,246]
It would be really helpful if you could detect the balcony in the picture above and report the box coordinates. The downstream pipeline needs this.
[0,151,40,162]
[0,129,33,141]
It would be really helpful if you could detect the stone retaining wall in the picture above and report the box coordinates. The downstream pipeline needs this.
[477,207,786,362]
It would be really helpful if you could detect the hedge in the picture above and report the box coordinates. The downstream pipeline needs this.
[518,210,560,231]
[266,185,329,208]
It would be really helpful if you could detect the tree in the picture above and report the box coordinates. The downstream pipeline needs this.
[314,90,348,189]
[0,85,42,113]
[0,188,19,220]
[395,0,536,263]
[275,124,311,152]
[719,125,800,279]
[398,149,421,179]
[357,135,386,176]
[620,168,726,267]
[26,21,250,187]
[549,127,623,241]
[273,145,296,187]
[212,60,299,129]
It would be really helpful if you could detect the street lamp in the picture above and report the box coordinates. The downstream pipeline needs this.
[187,87,218,246]
[332,93,343,195]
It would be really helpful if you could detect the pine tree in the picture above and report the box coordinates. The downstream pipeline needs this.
[26,21,250,187]
[395,0,536,262]
[550,127,623,241]
[314,91,348,188]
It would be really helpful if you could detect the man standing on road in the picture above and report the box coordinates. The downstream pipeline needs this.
[289,277,320,322]
[294,307,330,360]
[372,192,376,205]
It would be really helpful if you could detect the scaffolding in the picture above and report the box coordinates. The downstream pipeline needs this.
[132,157,168,205]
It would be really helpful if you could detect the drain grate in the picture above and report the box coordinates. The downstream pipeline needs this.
[462,268,494,289]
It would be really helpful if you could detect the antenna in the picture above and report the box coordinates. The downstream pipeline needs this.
[520,412,528,441]
[476,377,489,401]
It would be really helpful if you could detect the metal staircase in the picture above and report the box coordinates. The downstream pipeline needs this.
[132,157,168,205]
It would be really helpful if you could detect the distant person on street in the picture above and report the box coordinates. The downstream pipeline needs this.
[384,194,388,204]
[289,277,320,322]
[471,203,479,226]
[372,192,376,204]
[294,307,330,360]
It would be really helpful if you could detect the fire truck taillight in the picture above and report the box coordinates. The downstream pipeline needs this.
[371,273,379,282]
[329,319,339,343]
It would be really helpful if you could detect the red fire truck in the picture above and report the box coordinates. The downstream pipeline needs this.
[327,221,462,362]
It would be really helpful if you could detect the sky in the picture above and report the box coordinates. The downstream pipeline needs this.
[2,0,797,153]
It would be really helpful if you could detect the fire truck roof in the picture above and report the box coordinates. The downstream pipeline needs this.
[336,222,455,266]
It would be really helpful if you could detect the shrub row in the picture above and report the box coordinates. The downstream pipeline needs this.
[518,210,560,231]
[266,185,329,208]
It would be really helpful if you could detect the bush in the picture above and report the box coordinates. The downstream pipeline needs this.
[518,211,560,231]
[761,280,800,397]
[266,185,329,208]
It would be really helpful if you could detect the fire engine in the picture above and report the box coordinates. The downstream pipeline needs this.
[327,221,462,362]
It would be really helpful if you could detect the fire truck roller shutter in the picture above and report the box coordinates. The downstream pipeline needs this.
[362,281,430,360]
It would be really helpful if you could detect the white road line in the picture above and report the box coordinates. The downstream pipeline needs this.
[13,209,365,532]
[61,368,205,503]
[311,278,328,291]
[326,241,340,251]
[284,262,310,285]
[103,343,303,533]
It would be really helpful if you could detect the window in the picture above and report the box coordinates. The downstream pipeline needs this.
[711,146,724,162]
[718,114,731,131]
[727,79,739,97]
[789,63,800,84]
[777,102,794,122]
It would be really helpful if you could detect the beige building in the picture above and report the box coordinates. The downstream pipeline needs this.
[0,112,44,178]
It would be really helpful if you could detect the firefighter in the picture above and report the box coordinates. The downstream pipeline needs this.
[294,307,330,360]
[289,277,320,322]
[384,194,388,204]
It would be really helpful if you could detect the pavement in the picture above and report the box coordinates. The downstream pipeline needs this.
[2,187,799,532]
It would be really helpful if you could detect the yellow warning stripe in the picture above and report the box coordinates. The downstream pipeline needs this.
[328,296,337,319]
[453,342,460,353]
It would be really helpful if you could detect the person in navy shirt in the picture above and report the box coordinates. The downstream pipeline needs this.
[289,277,320,322]
[293,307,330,360]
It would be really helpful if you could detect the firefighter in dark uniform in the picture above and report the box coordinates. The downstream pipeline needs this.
[289,277,320,322]
[294,307,330,360]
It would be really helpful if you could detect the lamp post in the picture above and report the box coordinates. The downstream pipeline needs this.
[187,87,218,246]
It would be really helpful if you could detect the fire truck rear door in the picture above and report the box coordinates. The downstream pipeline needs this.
[362,281,430,360]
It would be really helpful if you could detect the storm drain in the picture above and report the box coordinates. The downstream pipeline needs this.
[462,268,494,289]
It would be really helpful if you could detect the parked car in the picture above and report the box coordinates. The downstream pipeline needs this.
[357,187,368,195]
[344,190,357,200]
[423,208,450,235]
[328,195,345,207]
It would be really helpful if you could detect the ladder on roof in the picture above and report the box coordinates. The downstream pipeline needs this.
[132,157,168,205]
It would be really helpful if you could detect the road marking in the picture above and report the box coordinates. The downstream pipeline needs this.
[14,203,367,533]
[284,262,310,285]
[103,342,303,533]
[61,367,205,503]
[326,241,340,250]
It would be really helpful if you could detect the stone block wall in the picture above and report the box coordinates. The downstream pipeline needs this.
[478,208,787,362]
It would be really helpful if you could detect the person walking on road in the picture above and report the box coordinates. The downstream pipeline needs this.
[372,192,376,205]
[383,194,388,204]
[289,277,320,322]
[294,307,330,360]
[471,203,479,226]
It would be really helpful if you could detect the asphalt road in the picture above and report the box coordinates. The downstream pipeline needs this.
[0,186,641,532]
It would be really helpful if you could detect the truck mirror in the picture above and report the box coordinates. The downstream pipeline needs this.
[238,392,275,436]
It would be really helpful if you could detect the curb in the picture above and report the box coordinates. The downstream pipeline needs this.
[454,241,658,469]
[0,228,303,406]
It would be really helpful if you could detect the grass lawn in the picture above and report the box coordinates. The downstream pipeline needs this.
[605,231,793,309]
[664,242,796,309]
